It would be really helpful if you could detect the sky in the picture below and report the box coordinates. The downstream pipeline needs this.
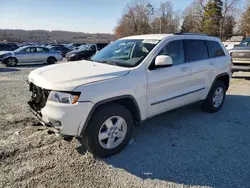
[0,0,200,33]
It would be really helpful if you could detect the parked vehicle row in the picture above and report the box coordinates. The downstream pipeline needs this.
[27,33,231,158]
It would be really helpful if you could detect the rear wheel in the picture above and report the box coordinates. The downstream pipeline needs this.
[5,57,18,67]
[81,104,134,158]
[47,57,57,64]
[201,80,226,113]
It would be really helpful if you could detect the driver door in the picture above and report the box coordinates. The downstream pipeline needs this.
[16,47,36,63]
[147,39,193,117]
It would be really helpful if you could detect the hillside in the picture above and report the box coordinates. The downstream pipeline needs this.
[0,29,115,43]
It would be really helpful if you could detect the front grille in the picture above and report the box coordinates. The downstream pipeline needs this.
[233,63,250,66]
[231,52,250,58]
[28,83,50,112]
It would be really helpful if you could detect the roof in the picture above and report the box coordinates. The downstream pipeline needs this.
[120,33,220,41]
[121,34,173,40]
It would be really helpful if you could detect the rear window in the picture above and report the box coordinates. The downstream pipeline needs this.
[185,40,208,62]
[206,41,225,58]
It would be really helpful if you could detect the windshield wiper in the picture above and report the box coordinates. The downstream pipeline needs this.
[100,60,117,66]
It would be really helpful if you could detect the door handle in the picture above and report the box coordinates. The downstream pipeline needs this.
[209,62,214,65]
[180,67,189,72]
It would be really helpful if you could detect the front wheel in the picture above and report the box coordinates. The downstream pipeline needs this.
[81,104,134,158]
[201,80,226,113]
[5,57,18,67]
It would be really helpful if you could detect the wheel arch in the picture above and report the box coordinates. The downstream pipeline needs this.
[207,73,230,97]
[47,56,57,62]
[213,73,230,91]
[80,95,142,136]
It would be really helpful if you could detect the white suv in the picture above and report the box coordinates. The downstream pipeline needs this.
[27,33,231,157]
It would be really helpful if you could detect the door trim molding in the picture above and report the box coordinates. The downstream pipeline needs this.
[151,87,206,106]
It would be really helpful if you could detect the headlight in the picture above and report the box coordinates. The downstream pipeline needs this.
[48,91,80,104]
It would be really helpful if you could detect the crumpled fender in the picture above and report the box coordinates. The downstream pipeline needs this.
[2,52,15,62]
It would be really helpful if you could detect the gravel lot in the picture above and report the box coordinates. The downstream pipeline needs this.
[0,63,250,188]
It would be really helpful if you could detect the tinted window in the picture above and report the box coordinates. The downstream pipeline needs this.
[185,40,208,62]
[97,44,107,51]
[30,48,36,53]
[206,41,225,58]
[159,40,185,65]
[90,45,96,51]
[23,48,31,53]
[36,47,49,52]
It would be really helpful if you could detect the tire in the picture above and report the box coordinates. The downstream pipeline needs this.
[201,80,226,113]
[81,104,134,158]
[4,57,18,67]
[47,57,57,64]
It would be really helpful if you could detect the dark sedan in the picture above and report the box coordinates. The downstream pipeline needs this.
[49,46,71,57]
[65,43,108,61]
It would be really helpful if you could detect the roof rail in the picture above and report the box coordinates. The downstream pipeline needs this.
[174,32,208,36]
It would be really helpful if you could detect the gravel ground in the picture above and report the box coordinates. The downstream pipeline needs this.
[0,63,250,188]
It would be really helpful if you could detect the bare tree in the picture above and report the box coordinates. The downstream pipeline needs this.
[114,1,152,38]
[151,1,180,34]
[240,0,250,35]
[181,0,204,33]
[220,0,240,38]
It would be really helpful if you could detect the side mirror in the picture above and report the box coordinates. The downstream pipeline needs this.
[155,55,173,67]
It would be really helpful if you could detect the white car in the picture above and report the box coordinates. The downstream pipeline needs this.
[27,33,231,157]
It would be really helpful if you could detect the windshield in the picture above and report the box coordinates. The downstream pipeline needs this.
[77,44,90,51]
[90,39,160,67]
[239,38,250,47]
[14,46,26,52]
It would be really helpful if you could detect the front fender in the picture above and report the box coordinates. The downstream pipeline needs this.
[2,53,14,62]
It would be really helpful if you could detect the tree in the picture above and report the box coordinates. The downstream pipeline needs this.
[114,2,153,38]
[202,0,223,36]
[151,1,180,34]
[240,6,250,35]
[223,15,236,37]
[181,1,203,33]
[198,0,239,37]
[220,0,240,38]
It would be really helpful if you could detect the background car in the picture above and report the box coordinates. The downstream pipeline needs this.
[48,45,71,57]
[229,37,250,73]
[0,43,16,51]
[65,43,108,61]
[0,46,63,66]
[66,43,85,50]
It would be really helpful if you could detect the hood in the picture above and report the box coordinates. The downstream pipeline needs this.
[0,51,12,55]
[67,50,78,55]
[28,60,130,91]
[229,46,250,52]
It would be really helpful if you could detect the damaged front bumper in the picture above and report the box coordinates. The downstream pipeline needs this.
[27,101,60,134]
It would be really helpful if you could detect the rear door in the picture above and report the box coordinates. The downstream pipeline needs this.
[147,39,193,117]
[35,47,49,62]
[184,39,214,100]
